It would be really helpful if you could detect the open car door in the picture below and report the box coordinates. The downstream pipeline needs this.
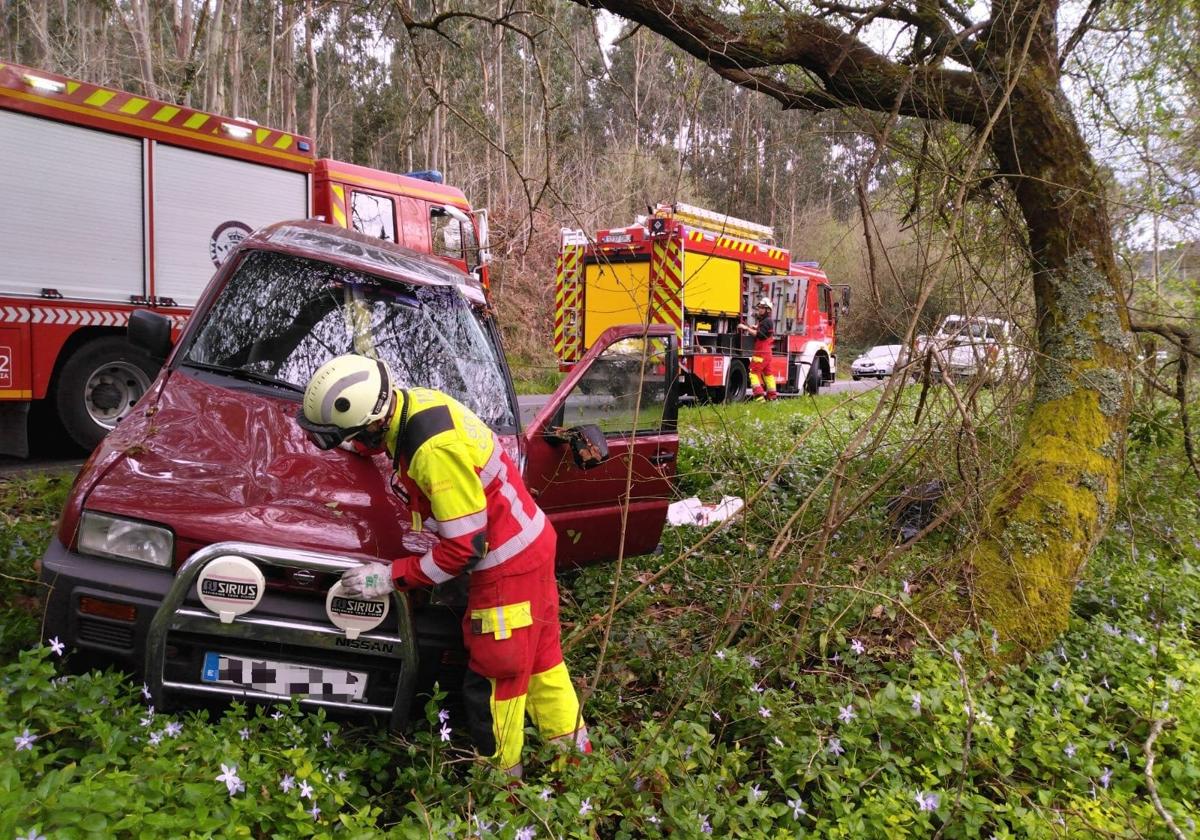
[523,324,679,569]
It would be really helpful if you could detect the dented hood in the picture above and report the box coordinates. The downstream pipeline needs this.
[77,370,412,564]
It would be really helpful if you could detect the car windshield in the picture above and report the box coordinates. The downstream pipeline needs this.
[181,249,516,432]
[940,319,991,339]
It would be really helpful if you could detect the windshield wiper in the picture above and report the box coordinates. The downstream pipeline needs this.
[180,360,304,393]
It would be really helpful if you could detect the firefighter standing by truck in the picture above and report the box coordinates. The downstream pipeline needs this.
[296,354,590,778]
[738,297,778,401]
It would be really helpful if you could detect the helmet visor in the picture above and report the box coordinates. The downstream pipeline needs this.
[296,410,367,451]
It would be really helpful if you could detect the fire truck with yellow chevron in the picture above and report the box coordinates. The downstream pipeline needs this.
[554,203,849,401]
[0,62,489,456]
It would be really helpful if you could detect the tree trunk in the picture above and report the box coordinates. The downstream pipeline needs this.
[970,4,1133,655]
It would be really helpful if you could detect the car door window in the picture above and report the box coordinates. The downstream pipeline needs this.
[350,192,396,242]
[554,337,674,435]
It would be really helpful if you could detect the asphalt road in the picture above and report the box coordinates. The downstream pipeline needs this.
[1,377,885,477]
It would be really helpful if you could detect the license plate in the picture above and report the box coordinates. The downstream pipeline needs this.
[202,652,367,701]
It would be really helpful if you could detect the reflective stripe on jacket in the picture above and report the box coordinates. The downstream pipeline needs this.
[386,388,548,587]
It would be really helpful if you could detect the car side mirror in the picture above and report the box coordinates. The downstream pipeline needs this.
[128,309,173,360]
[545,424,609,470]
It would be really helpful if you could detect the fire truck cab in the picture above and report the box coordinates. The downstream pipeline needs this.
[0,62,489,456]
[555,202,848,402]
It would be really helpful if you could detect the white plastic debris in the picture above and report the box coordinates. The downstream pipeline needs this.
[667,496,744,527]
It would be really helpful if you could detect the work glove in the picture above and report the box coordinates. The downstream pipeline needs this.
[339,562,394,599]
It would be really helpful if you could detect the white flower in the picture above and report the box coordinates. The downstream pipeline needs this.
[281,773,295,792]
[850,639,865,655]
[915,791,939,811]
[715,650,727,660]
[1099,767,1112,789]
[323,731,333,747]
[771,600,782,611]
[759,706,771,718]
[299,779,314,799]
[216,764,244,797]
[165,721,183,738]
[827,737,844,756]
[647,814,660,824]
[747,654,761,669]
[1064,743,1077,758]
[239,727,250,740]
[438,708,451,723]
[272,710,284,720]
[748,784,763,802]
[47,637,65,656]
[838,704,856,723]
[14,729,38,751]
[902,579,910,594]
[712,711,722,722]
[911,692,922,713]
[539,787,553,801]
[16,830,47,840]
[787,796,806,819]
[140,706,155,727]
[580,798,593,816]
[149,731,163,745]
[439,723,452,742]
[141,683,152,700]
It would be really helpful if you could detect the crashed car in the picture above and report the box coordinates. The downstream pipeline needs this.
[38,221,680,726]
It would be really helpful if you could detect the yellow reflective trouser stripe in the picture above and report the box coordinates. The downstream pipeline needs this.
[527,661,585,742]
[470,601,533,640]
[489,680,527,773]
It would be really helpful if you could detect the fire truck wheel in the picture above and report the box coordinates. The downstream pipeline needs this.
[804,360,822,395]
[725,361,749,403]
[56,337,161,451]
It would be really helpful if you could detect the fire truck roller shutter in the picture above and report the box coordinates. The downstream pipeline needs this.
[682,255,741,315]
[583,261,651,348]
[0,110,144,301]
[153,145,308,307]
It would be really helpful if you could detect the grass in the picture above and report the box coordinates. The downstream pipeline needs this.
[2,388,1198,837]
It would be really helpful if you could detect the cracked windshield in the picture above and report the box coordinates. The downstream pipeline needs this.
[183,250,515,431]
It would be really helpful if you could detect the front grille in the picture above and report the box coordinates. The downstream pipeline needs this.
[78,617,135,651]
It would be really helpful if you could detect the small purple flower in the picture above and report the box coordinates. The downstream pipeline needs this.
[830,652,842,664]
[539,787,553,801]
[911,692,922,713]
[580,798,593,816]
[438,708,451,723]
[299,779,314,799]
[216,764,244,796]
[747,654,761,669]
[323,731,333,747]
[141,682,152,700]
[1099,767,1112,789]
[149,731,163,745]
[902,579,910,594]
[515,828,536,840]
[951,649,962,664]
[699,814,712,833]
[915,791,939,811]
[308,804,321,820]
[850,639,865,655]
[759,706,771,718]
[281,773,295,792]
[439,723,452,742]
[47,637,65,656]
[165,721,183,738]
[1064,743,1076,758]
[239,727,250,741]
[140,706,155,727]
[771,600,782,611]
[787,797,806,819]
[14,729,37,751]
[716,649,727,660]
[827,737,844,756]
[16,830,46,840]
[838,704,855,723]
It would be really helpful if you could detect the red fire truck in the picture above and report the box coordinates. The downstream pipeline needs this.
[0,61,489,455]
[554,202,849,401]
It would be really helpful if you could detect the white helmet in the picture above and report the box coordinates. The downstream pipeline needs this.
[757,297,773,310]
[297,355,394,450]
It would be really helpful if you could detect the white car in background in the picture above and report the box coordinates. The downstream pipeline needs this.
[851,344,902,380]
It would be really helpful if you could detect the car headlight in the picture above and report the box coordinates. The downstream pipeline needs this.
[78,511,174,568]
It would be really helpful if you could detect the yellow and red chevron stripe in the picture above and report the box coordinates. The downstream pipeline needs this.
[0,62,313,169]
[330,184,349,227]
[649,236,683,340]
[554,244,584,363]
[684,227,789,272]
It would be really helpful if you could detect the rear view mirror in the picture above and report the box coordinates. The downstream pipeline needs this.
[545,424,609,470]
[128,309,173,360]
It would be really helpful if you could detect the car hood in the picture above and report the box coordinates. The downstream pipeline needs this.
[71,369,413,565]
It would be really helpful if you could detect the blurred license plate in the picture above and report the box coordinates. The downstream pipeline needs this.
[202,652,367,701]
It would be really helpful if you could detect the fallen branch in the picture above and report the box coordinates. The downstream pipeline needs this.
[1142,717,1187,840]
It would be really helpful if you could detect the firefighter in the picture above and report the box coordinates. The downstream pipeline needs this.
[296,354,590,778]
[738,297,778,401]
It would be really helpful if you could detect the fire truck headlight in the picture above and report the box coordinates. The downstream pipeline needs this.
[78,512,174,568]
